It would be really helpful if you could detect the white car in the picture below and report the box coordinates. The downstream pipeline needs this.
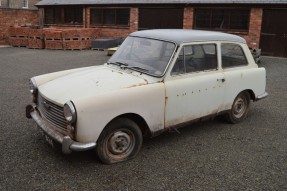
[26,29,268,164]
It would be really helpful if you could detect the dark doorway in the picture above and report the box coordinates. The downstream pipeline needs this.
[139,8,183,30]
[260,9,287,57]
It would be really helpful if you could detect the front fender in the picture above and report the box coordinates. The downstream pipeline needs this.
[72,83,165,143]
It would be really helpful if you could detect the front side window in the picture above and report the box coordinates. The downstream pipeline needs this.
[194,8,250,31]
[108,36,176,76]
[171,44,218,75]
[90,8,130,26]
[221,43,248,68]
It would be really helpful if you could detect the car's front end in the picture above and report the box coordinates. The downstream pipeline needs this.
[26,77,97,154]
[25,61,164,155]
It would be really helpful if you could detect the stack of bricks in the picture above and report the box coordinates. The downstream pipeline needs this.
[62,28,94,50]
[8,27,98,50]
[44,28,63,50]
[8,27,30,47]
[28,28,44,49]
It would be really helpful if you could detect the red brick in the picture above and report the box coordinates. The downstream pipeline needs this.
[29,29,43,37]
[0,9,39,44]
[183,7,194,29]
[45,40,63,49]
[28,38,44,49]
[43,29,62,39]
[9,37,28,47]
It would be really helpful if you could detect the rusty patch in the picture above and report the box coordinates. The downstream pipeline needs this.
[166,108,220,128]
[126,82,147,88]
[165,96,168,105]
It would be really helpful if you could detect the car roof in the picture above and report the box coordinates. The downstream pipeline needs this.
[130,29,246,45]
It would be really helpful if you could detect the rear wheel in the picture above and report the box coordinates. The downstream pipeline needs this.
[225,92,250,124]
[96,118,143,164]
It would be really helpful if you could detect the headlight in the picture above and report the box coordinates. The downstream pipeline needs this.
[29,78,37,94]
[63,101,77,124]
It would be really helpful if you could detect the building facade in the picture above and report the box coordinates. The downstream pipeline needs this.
[0,0,40,10]
[0,0,40,44]
[2,0,287,57]
[34,0,287,57]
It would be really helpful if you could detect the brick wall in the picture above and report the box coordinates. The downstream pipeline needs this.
[0,0,40,10]
[240,8,263,49]
[182,7,263,49]
[0,9,39,44]
[183,7,194,29]
[90,6,263,48]
[1,6,264,48]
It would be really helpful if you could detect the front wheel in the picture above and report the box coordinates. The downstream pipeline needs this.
[96,118,143,164]
[225,92,250,124]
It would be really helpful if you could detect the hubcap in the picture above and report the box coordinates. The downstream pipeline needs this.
[108,131,133,155]
[233,97,246,118]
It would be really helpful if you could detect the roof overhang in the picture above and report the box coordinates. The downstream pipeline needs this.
[36,0,287,7]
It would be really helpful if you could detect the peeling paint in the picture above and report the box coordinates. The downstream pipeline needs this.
[126,82,148,88]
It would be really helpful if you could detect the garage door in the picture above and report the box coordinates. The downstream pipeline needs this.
[139,8,183,30]
[260,9,287,57]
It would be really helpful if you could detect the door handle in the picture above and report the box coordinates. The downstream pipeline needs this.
[217,78,226,83]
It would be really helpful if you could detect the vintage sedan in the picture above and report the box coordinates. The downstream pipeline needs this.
[26,29,268,164]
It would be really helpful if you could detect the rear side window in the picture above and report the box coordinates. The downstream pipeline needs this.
[221,43,248,68]
[171,44,217,75]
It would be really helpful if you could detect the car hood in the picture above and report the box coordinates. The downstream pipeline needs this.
[38,65,149,105]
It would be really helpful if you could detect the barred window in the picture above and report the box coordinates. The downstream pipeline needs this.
[194,8,250,31]
[64,7,83,24]
[44,7,62,24]
[90,8,130,26]
[44,6,83,25]
[23,0,28,8]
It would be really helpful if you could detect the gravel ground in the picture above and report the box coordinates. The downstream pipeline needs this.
[0,47,286,190]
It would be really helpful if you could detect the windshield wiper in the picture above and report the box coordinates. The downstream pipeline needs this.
[107,61,128,67]
[107,62,149,73]
[121,66,149,73]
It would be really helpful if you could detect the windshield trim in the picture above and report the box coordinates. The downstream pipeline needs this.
[108,36,178,78]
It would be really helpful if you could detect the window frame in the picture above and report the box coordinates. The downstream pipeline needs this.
[44,6,84,26]
[22,0,28,8]
[194,8,250,32]
[90,8,130,27]
[171,42,219,76]
[44,7,62,25]
[221,43,249,69]
[63,7,83,25]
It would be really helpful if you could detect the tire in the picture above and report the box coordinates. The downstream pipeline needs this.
[225,92,250,124]
[96,118,143,164]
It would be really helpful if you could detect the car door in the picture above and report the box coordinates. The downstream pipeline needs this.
[164,43,226,127]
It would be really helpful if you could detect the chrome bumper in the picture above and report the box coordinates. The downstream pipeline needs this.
[255,92,268,101]
[27,104,96,154]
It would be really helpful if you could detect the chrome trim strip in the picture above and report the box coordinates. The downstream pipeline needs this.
[256,92,268,101]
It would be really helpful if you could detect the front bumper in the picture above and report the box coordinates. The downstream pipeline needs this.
[26,104,96,154]
[255,92,268,101]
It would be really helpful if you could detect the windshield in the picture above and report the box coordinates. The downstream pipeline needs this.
[108,36,176,76]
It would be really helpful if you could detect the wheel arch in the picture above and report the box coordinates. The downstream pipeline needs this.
[107,113,152,138]
[244,89,256,101]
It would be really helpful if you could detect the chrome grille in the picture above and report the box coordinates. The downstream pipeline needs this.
[37,93,67,131]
